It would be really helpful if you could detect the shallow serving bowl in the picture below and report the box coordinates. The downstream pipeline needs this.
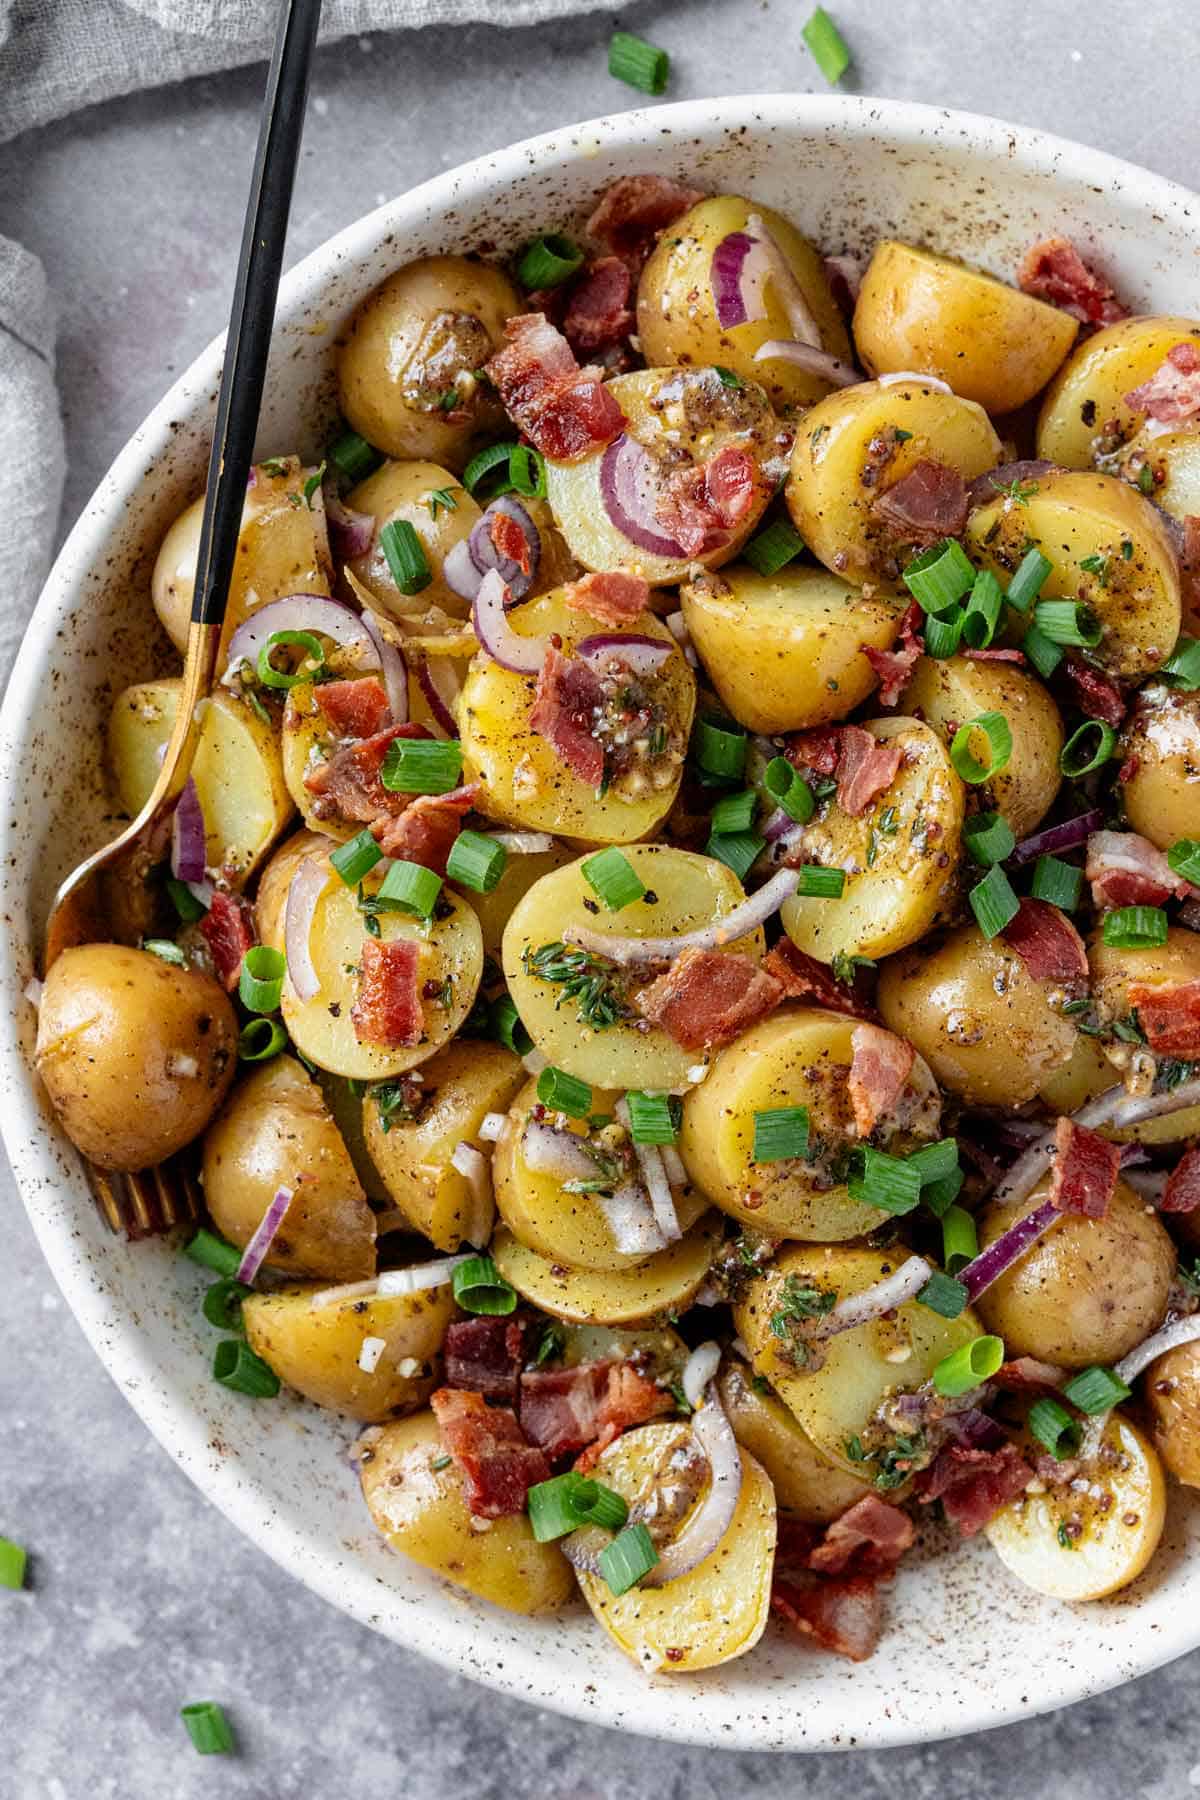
[4,93,1200,1752]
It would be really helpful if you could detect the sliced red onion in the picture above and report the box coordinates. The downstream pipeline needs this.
[576,633,674,679]
[171,777,207,883]
[681,1341,721,1409]
[641,1387,742,1587]
[468,496,541,600]
[1119,1143,1150,1167]
[564,865,799,968]
[324,486,375,562]
[451,1140,489,1183]
[822,1255,932,1336]
[958,1197,1061,1304]
[878,369,952,393]
[187,877,216,910]
[1010,810,1104,867]
[599,434,687,560]
[415,654,460,737]
[754,340,860,387]
[597,1182,667,1256]
[484,830,553,854]
[479,1112,507,1143]
[284,857,328,1003]
[472,569,548,675]
[1116,1315,1200,1386]
[451,1140,492,1247]
[616,1097,680,1241]
[665,609,699,669]
[360,608,409,725]
[823,252,863,305]
[710,229,771,329]
[443,537,483,603]
[660,1144,688,1189]
[522,1046,548,1077]
[749,214,823,345]
[357,1335,387,1374]
[520,1121,600,1181]
[221,595,376,688]
[235,1185,293,1286]
[23,976,43,1010]
[762,806,797,844]
[310,1253,473,1310]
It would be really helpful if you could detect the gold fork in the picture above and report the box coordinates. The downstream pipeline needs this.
[42,0,323,1236]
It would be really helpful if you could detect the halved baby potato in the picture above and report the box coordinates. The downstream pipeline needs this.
[679,1008,941,1239]
[1118,688,1200,851]
[490,1213,723,1325]
[462,840,574,959]
[574,1417,776,1673]
[680,564,902,734]
[243,1279,454,1421]
[779,716,964,964]
[1086,924,1200,1143]
[717,1361,871,1523]
[502,845,766,1089]
[1115,425,1200,532]
[344,459,482,621]
[1036,314,1200,469]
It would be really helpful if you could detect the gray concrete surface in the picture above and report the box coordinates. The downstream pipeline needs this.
[4,2,1200,1793]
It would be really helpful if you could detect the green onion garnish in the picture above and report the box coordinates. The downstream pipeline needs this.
[801,6,852,82]
[848,1146,922,1215]
[714,366,744,388]
[695,715,747,780]
[201,1276,250,1332]
[1032,599,1102,648]
[184,1228,242,1279]
[166,876,207,922]
[1028,1395,1082,1461]
[537,1065,592,1118]
[1004,547,1053,614]
[377,858,443,919]
[941,1204,979,1276]
[1168,839,1200,887]
[212,1339,280,1398]
[917,1270,969,1318]
[380,518,432,596]
[1101,905,1168,948]
[330,828,383,887]
[743,519,805,577]
[1021,623,1063,678]
[932,1334,1004,1397]
[1059,719,1117,777]
[238,944,286,1015]
[256,628,325,689]
[380,736,464,795]
[961,569,1005,650]
[922,609,964,658]
[446,829,507,895]
[625,1091,679,1145]
[906,1138,961,1186]
[327,428,382,485]
[921,1168,965,1218]
[491,994,533,1056]
[1031,854,1083,912]
[451,1254,518,1316]
[1061,1365,1132,1415]
[581,847,647,912]
[598,1522,659,1594]
[794,865,845,898]
[752,1106,810,1163]
[710,789,758,836]
[1162,636,1200,690]
[509,444,547,499]
[516,234,584,291]
[950,711,1013,784]
[0,1537,27,1590]
[902,538,975,614]
[237,1017,288,1062]
[705,830,764,881]
[963,811,1015,867]
[143,938,187,965]
[608,29,670,94]
[180,1701,236,1756]
[763,756,814,823]
[528,1472,628,1540]
[970,863,1020,939]
[463,441,519,498]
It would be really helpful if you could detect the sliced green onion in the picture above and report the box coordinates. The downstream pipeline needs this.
[202,1277,250,1332]
[1168,839,1200,886]
[452,1254,518,1316]
[1004,547,1053,614]
[377,858,443,919]
[516,234,584,291]
[463,441,519,497]
[714,366,744,388]
[1032,599,1102,648]
[1021,623,1063,678]
[143,938,187,965]
[1101,906,1169,948]
[180,1701,236,1756]
[327,429,382,485]
[752,1106,810,1163]
[961,569,1005,649]
[941,1205,979,1276]
[970,863,1020,939]
[626,1091,679,1145]
[184,1228,242,1278]
[491,994,532,1056]
[906,1139,961,1185]
[212,1339,280,1398]
[537,1065,592,1118]
[582,847,647,912]
[1031,854,1083,912]
[743,519,805,577]
[710,789,758,836]
[1061,1365,1132,1415]
[608,29,670,94]
[575,1481,628,1531]
[238,1017,288,1062]
[330,828,383,887]
[921,1168,965,1219]
[528,1472,628,1540]
[166,876,207,922]
[238,944,285,1014]
[1059,718,1117,777]
[0,1537,27,1590]
[950,711,1013,784]
[1028,1395,1082,1461]
[932,1334,1004,1397]
[917,1270,968,1319]
[963,811,1015,867]
[922,608,964,659]
[705,830,764,881]
[695,715,747,780]
[902,538,975,613]
[379,518,432,595]
[509,444,547,499]
[801,6,852,82]
[598,1522,659,1594]
[257,628,325,690]
[1162,636,1200,690]
[763,756,814,823]
[447,829,507,895]
[794,865,845,898]
[380,736,464,795]
[848,1146,922,1216]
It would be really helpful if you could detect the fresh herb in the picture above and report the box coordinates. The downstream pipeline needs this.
[845,1430,927,1492]
[990,474,1039,507]
[831,951,875,987]
[769,1275,836,1343]
[1057,1522,1077,1550]
[1137,463,1155,495]
[259,456,289,479]
[301,460,326,509]
[523,941,628,1030]
[431,1454,452,1472]
[1159,1058,1199,1092]
[372,1078,420,1134]
[426,485,459,519]
[1079,552,1110,588]
[534,1323,566,1367]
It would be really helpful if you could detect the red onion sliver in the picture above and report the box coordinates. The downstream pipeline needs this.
[660,1143,688,1189]
[415,654,460,736]
[472,569,548,675]
[284,857,328,1003]
[443,537,483,603]
[450,1140,492,1247]
[1116,1315,1200,1386]
[485,830,554,854]
[309,1254,473,1310]
[822,1255,932,1335]
[576,633,674,679]
[360,608,409,725]
[1010,810,1104,866]
[564,865,799,967]
[187,878,216,910]
[754,339,860,388]
[616,1097,681,1241]
[235,1185,293,1286]
[665,609,698,668]
[681,1341,721,1409]
[597,1182,667,1256]
[23,976,43,1010]
[478,1112,507,1143]
[171,777,207,883]
[640,1385,742,1587]
[221,595,376,687]
[957,1197,1061,1304]
[599,434,687,559]
[520,1121,600,1181]
[710,229,771,329]
[823,252,863,304]
[878,369,952,393]
[324,485,375,562]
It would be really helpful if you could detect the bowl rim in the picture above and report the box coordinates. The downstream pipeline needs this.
[5,89,1200,1752]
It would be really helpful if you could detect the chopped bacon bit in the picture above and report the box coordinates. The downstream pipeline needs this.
[199,891,256,991]
[1049,1117,1121,1219]
[864,601,922,705]
[445,1315,528,1402]
[872,458,969,546]
[835,724,903,817]
[807,1495,915,1577]
[485,314,625,462]
[351,938,423,1049]
[655,445,758,557]
[762,938,878,1021]
[374,783,479,874]
[490,509,532,576]
[772,1574,882,1662]
[848,1022,915,1137]
[635,947,783,1052]
[1124,341,1200,424]
[521,1359,671,1462]
[529,645,606,788]
[917,1442,1031,1535]
[562,569,650,627]
[784,725,841,776]
[304,721,432,825]
[1086,829,1192,909]
[315,676,392,739]
[1117,755,1140,785]
[1162,1145,1200,1215]
[1128,977,1200,1059]
[430,1388,551,1519]
[963,647,1026,664]
[586,173,704,273]
[1182,516,1200,630]
[1016,236,1127,327]
[994,1356,1069,1393]
[999,897,1089,990]
[1063,656,1125,728]
[562,256,634,355]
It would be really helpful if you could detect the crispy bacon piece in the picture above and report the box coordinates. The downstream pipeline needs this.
[1049,1117,1120,1219]
[835,724,903,817]
[806,1495,915,1576]
[762,939,878,1021]
[963,647,1026,664]
[430,1388,551,1519]
[994,1356,1069,1393]
[848,1022,915,1137]
[485,313,625,462]
[444,1315,528,1402]
[1086,829,1193,909]
[529,645,606,788]
[1062,656,1125,728]
[563,256,634,354]
[772,1575,882,1662]
[562,569,650,627]
[1128,977,1200,1059]
[1162,1145,1200,1215]
[784,725,841,776]
[1124,341,1200,424]
[490,509,532,575]
[315,676,392,739]
[199,891,256,991]
[351,938,423,1049]
[863,601,923,706]
[635,947,783,1052]
[656,445,758,557]
[917,1442,1031,1535]
[1016,236,1127,327]
[872,458,969,546]
[374,783,479,874]
[521,1359,671,1462]
[304,722,431,824]
[586,173,704,273]
[1000,897,1089,990]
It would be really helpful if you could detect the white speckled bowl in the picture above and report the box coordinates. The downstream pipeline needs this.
[4,94,1200,1752]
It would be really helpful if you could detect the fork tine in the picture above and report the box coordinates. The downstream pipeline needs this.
[125,1168,162,1239]
[87,1166,125,1235]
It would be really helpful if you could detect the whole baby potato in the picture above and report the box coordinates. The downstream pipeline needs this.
[35,944,237,1170]
[202,1055,377,1281]
[1144,1340,1200,1487]
[717,1361,870,1523]
[337,255,521,468]
[1118,687,1200,851]
[1036,314,1200,469]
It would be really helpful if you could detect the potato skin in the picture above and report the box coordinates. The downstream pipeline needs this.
[202,1055,377,1281]
[717,1362,870,1522]
[1119,688,1200,851]
[337,256,521,468]
[1144,1341,1200,1486]
[877,922,1079,1109]
[975,1178,1175,1368]
[852,240,1078,413]
[359,1411,573,1613]
[244,1281,453,1421]
[1036,314,1200,469]
[35,944,237,1171]
[681,564,902,734]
